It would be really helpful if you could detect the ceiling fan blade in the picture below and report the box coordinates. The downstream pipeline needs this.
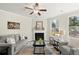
[29,11,34,14]
[38,12,41,16]
[25,7,33,10]
[39,9,47,11]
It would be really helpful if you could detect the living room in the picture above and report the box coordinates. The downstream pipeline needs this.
[0,3,79,55]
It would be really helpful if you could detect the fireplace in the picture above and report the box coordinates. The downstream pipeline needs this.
[35,33,44,41]
[33,33,45,54]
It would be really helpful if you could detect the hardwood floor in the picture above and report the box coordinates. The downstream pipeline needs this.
[16,43,60,55]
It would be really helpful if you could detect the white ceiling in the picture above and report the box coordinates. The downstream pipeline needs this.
[0,3,79,19]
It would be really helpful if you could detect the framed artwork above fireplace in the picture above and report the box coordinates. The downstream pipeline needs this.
[36,21,44,30]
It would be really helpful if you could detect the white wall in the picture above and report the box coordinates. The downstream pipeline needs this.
[0,10,32,41]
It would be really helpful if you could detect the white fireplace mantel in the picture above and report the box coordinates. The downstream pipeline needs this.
[34,30,45,33]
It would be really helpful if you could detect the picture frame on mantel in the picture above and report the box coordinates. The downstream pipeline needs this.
[36,21,44,30]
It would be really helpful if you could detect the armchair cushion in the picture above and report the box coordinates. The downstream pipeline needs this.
[59,45,71,55]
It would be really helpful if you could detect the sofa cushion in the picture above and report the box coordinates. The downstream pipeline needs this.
[20,35,25,40]
[15,40,26,54]
[70,48,79,55]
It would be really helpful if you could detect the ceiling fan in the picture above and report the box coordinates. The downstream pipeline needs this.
[25,3,47,16]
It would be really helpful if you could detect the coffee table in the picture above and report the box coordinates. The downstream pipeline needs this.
[33,41,46,55]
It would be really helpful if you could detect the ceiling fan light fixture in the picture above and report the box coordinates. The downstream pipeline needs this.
[34,9,39,14]
[25,3,47,16]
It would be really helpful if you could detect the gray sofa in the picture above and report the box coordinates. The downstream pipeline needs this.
[59,45,79,55]
[0,34,27,55]
[60,46,79,55]
[59,40,79,55]
[59,36,79,55]
[59,45,71,55]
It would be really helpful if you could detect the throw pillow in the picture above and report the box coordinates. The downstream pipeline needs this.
[20,35,25,40]
[15,35,20,42]
[7,37,15,44]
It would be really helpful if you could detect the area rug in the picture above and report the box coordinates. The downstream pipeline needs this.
[17,47,58,55]
[17,44,59,55]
